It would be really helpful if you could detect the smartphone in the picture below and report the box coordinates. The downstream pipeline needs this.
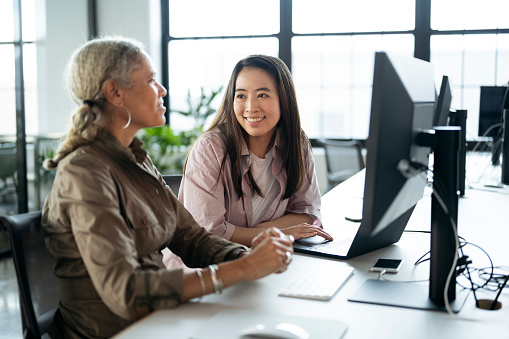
[370,258,403,273]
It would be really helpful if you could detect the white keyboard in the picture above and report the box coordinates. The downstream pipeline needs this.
[279,266,354,301]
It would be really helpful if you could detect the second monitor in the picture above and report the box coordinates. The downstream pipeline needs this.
[294,51,435,259]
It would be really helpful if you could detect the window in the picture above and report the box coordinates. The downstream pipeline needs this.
[0,44,16,135]
[430,0,509,140]
[169,0,279,37]
[166,0,280,129]
[431,0,509,30]
[0,0,38,135]
[293,35,414,139]
[162,0,509,140]
[293,0,414,33]
[168,38,278,130]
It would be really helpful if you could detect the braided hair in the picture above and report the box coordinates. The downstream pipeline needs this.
[44,36,144,170]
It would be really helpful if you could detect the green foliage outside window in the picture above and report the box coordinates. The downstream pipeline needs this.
[137,86,223,174]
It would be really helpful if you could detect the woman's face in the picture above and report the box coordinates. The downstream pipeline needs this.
[233,67,281,143]
[121,52,167,129]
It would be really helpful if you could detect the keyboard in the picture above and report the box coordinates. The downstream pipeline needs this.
[279,265,354,301]
[310,237,354,256]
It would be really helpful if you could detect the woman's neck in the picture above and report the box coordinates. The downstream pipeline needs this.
[103,107,137,147]
[246,132,276,159]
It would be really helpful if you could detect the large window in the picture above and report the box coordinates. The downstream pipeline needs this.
[168,38,279,131]
[165,0,280,130]
[163,0,509,140]
[0,0,38,136]
[430,0,509,140]
[293,35,414,139]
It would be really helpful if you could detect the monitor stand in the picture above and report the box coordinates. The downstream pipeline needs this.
[448,109,467,196]
[502,108,509,184]
[349,128,469,313]
[348,279,470,313]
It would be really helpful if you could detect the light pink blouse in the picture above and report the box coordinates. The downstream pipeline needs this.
[178,126,322,240]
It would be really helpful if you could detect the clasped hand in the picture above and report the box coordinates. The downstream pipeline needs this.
[244,227,294,277]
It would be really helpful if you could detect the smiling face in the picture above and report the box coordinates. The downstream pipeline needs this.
[233,67,281,149]
[121,52,167,129]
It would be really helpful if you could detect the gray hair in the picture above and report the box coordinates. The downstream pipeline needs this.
[45,36,145,169]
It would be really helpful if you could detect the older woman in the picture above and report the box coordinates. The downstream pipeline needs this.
[42,37,293,338]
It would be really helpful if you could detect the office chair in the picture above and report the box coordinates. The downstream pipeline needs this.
[317,139,365,193]
[162,174,183,196]
[0,143,17,199]
[0,211,59,339]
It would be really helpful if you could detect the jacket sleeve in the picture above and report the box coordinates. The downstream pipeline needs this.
[178,135,239,240]
[286,141,322,225]
[49,155,244,321]
[166,197,246,265]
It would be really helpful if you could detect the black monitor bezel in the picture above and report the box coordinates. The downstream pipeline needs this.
[349,52,435,258]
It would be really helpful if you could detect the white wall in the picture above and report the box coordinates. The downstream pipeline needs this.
[95,0,161,77]
[36,0,89,135]
[37,0,161,135]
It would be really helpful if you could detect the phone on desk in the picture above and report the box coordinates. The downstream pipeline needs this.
[370,258,403,273]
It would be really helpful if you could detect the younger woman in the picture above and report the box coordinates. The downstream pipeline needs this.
[176,55,332,247]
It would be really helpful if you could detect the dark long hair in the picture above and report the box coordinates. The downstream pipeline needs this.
[185,54,309,200]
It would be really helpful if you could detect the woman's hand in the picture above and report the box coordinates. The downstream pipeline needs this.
[239,227,295,279]
[280,223,333,241]
[182,228,295,301]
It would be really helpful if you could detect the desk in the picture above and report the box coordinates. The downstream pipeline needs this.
[115,173,509,338]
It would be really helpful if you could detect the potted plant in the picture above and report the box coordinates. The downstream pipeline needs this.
[137,86,223,174]
[136,125,183,174]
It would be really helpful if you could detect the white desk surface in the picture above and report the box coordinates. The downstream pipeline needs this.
[115,168,509,339]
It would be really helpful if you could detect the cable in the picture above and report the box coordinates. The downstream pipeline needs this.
[490,274,509,310]
[413,236,467,267]
[471,122,502,153]
[377,270,387,280]
[458,242,494,291]
[431,187,459,315]
[399,164,458,315]
[398,160,506,313]
[458,249,479,307]
[476,266,507,291]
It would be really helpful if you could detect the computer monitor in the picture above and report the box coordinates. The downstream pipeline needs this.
[348,53,467,311]
[433,76,452,127]
[357,52,435,253]
[478,86,509,166]
[478,86,507,138]
[294,52,435,260]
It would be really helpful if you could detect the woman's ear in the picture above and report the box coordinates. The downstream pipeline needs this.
[102,79,123,107]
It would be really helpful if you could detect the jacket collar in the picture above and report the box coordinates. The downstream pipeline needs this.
[94,129,147,164]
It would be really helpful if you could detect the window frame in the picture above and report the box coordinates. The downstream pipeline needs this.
[160,0,509,136]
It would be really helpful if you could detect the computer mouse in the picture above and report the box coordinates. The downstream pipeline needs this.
[239,322,310,339]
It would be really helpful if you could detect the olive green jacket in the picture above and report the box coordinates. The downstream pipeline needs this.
[42,130,247,338]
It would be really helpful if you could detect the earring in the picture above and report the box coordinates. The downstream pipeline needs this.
[122,107,132,130]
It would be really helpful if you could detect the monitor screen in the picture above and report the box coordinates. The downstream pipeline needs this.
[478,86,507,137]
[433,76,452,127]
[354,52,435,255]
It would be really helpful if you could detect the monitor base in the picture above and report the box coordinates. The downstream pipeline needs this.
[348,279,470,313]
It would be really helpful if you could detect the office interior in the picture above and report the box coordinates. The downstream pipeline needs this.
[1,0,508,338]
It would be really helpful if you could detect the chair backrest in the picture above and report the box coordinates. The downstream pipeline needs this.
[317,139,365,192]
[0,143,17,180]
[162,174,183,196]
[0,211,59,339]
